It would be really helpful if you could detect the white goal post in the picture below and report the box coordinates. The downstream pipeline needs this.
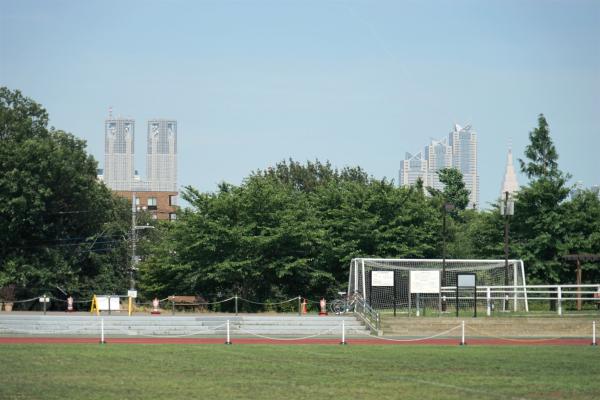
[347,258,528,314]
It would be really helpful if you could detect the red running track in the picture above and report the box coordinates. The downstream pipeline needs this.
[0,337,594,346]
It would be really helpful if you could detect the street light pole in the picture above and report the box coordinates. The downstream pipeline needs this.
[442,203,454,287]
[442,205,447,286]
[502,191,513,311]
[131,193,137,290]
[130,193,154,291]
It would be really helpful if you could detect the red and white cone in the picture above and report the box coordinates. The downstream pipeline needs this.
[319,298,328,316]
[151,298,161,315]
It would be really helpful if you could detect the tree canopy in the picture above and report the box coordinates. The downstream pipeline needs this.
[2,89,599,304]
[0,87,131,300]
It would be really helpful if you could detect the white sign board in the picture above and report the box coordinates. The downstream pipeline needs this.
[96,296,121,311]
[457,274,476,287]
[410,270,440,294]
[127,290,138,298]
[371,271,394,287]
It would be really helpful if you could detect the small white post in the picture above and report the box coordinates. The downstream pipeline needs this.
[225,319,232,345]
[100,318,106,344]
[340,320,347,345]
[460,320,466,346]
[486,287,491,317]
[592,321,597,346]
[557,287,562,316]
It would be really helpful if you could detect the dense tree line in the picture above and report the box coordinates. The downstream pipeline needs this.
[139,115,600,302]
[1,88,599,305]
[0,88,132,302]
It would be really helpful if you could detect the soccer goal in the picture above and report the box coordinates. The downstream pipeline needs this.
[347,258,528,315]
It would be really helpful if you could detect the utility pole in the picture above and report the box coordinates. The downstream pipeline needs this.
[441,202,454,287]
[502,191,514,311]
[131,193,137,290]
[130,193,154,291]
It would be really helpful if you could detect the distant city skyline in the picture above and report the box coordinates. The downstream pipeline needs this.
[2,1,598,208]
[400,124,479,208]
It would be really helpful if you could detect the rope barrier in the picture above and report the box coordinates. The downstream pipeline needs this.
[465,325,579,343]
[110,323,229,338]
[238,297,298,305]
[235,325,341,341]
[169,297,236,306]
[5,297,40,304]
[346,325,462,342]
[0,322,100,335]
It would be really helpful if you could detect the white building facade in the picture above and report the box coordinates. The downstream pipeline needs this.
[399,124,479,208]
[449,124,479,208]
[500,146,519,198]
[104,118,135,191]
[146,120,177,192]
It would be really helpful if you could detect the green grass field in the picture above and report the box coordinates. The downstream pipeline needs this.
[1,344,599,400]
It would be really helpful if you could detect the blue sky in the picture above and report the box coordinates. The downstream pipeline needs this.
[1,0,599,209]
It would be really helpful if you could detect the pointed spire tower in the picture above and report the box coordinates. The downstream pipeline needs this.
[500,144,519,197]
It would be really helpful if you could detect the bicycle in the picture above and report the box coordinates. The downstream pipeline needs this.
[330,291,363,315]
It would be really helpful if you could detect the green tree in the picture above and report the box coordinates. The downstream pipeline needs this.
[430,167,470,211]
[0,87,130,300]
[139,160,441,303]
[519,114,560,179]
[513,114,571,283]
[561,189,600,283]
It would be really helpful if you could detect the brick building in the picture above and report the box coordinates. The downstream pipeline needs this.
[116,191,178,221]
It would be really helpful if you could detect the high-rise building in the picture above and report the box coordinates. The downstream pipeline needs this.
[449,124,479,208]
[425,137,453,193]
[500,146,519,198]
[101,112,178,220]
[399,123,479,208]
[147,120,177,192]
[104,118,135,191]
[399,152,428,187]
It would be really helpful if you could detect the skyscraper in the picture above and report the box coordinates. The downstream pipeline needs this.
[449,124,479,208]
[101,112,178,221]
[147,120,177,192]
[500,146,519,198]
[399,152,428,186]
[104,117,135,191]
[425,137,453,193]
[399,123,479,208]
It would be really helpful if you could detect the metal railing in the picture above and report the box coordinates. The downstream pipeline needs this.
[353,296,381,334]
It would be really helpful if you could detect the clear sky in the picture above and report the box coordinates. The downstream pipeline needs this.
[2,0,599,209]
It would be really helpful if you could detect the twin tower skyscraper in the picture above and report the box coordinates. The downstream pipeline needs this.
[103,115,177,192]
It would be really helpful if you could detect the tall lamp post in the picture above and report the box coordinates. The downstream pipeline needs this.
[501,191,514,311]
[131,194,154,290]
[442,202,455,287]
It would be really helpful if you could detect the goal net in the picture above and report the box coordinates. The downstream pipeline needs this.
[347,258,528,315]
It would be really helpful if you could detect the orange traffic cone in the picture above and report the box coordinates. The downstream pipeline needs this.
[301,298,307,314]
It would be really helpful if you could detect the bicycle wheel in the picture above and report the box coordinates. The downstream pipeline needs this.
[330,299,345,314]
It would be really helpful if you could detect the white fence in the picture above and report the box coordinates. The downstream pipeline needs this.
[439,284,600,316]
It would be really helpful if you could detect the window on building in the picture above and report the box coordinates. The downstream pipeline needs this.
[135,197,140,205]
[169,213,177,221]
[169,195,177,206]
[147,197,157,210]
[152,214,158,220]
